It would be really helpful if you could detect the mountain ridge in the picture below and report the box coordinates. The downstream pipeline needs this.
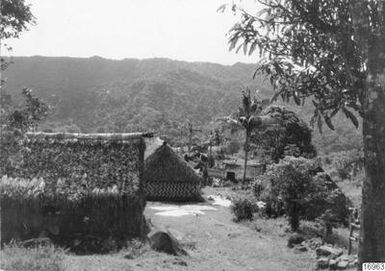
[3,56,361,152]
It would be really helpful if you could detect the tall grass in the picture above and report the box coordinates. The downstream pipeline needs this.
[1,243,65,271]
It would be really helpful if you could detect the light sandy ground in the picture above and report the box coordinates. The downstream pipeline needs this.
[148,204,217,217]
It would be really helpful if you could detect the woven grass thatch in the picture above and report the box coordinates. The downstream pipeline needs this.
[143,143,202,202]
[1,132,152,252]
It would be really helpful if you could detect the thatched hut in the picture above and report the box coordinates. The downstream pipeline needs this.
[1,132,152,251]
[143,142,202,202]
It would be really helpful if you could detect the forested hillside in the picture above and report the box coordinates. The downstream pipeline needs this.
[3,56,361,153]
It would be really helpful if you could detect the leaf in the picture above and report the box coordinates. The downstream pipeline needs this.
[249,42,257,56]
[228,36,239,51]
[317,114,323,134]
[342,107,359,128]
[217,4,226,13]
[256,7,270,17]
[270,91,281,103]
[330,107,340,118]
[324,116,335,130]
[235,43,244,54]
[253,69,259,79]
[243,42,248,55]
[261,99,271,109]
[293,93,301,105]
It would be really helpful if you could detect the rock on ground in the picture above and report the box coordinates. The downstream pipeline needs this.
[148,231,187,256]
[315,245,343,259]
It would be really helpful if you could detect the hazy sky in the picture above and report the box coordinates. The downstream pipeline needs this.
[6,0,260,65]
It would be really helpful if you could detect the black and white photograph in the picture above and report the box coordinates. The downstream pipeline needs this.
[1,0,384,270]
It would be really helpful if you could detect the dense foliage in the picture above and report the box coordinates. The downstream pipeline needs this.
[255,157,349,231]
[1,88,50,132]
[251,106,317,162]
[226,0,365,129]
[321,148,364,180]
[0,0,34,40]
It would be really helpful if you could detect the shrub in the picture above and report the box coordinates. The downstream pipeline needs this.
[123,239,149,259]
[317,209,337,239]
[269,163,312,231]
[231,196,255,222]
[257,157,350,231]
[1,243,65,271]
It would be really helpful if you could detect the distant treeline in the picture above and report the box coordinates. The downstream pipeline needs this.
[3,56,362,153]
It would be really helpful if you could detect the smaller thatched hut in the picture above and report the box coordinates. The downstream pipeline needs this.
[143,142,202,202]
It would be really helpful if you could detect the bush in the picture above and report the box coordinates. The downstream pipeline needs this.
[256,157,350,231]
[1,243,65,271]
[231,196,255,222]
[123,239,149,259]
[269,163,312,231]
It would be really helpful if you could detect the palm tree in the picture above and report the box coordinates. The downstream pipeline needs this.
[218,88,273,183]
[238,89,265,183]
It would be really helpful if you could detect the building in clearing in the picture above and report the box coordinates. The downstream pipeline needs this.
[143,141,202,202]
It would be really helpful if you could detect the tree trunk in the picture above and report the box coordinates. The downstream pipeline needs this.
[359,79,385,267]
[243,130,249,183]
[358,2,385,266]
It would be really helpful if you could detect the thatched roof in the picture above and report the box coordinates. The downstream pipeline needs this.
[26,132,153,144]
[4,132,151,195]
[143,143,201,184]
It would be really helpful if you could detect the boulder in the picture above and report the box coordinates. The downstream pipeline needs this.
[337,260,349,270]
[294,245,308,253]
[316,245,343,258]
[148,231,187,256]
[287,233,305,248]
[336,255,351,262]
[307,237,323,250]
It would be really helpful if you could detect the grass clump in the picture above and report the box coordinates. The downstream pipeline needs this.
[1,242,65,271]
[231,195,255,222]
[123,239,149,259]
